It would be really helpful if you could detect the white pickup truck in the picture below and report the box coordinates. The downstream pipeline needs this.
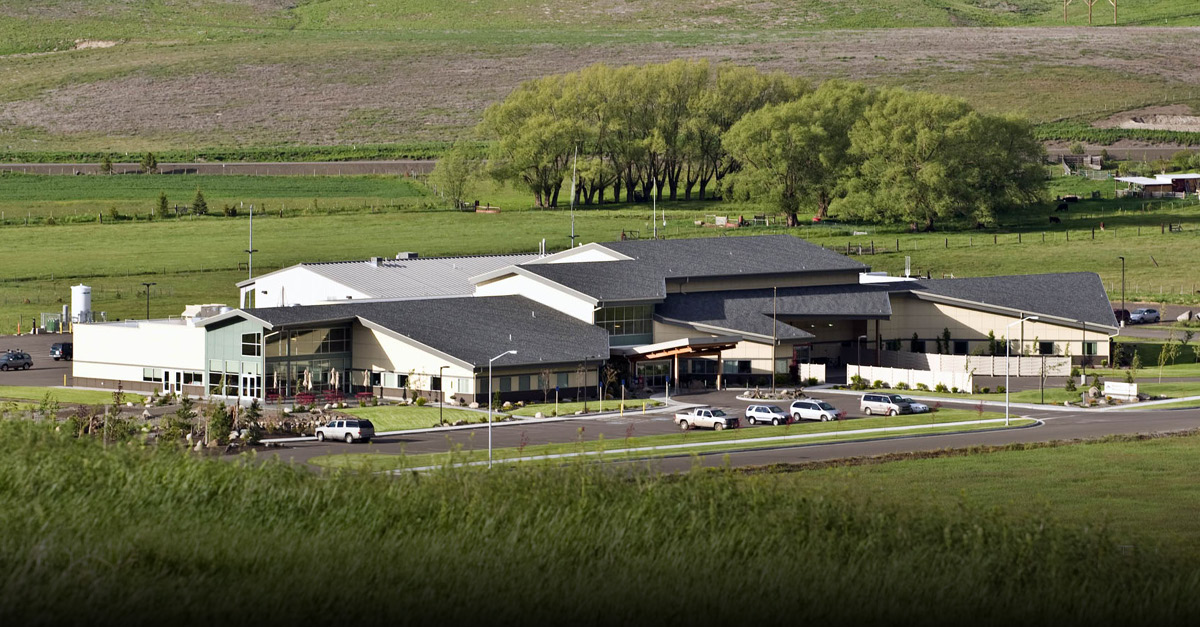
[674,407,739,431]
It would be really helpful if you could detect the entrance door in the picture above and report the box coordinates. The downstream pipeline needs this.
[240,373,261,400]
[163,369,181,395]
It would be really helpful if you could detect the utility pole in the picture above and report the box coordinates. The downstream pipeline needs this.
[772,286,778,395]
[141,282,156,319]
[245,204,258,283]
[569,146,578,248]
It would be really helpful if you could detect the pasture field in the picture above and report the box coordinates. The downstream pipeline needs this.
[1,2,1200,155]
[2,419,1200,623]
[3,173,1200,332]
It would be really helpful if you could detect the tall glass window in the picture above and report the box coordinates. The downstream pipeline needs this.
[595,305,653,346]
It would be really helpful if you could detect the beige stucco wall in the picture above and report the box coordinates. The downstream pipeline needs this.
[473,273,596,322]
[879,296,1112,357]
[351,324,477,396]
[666,270,860,294]
[73,321,206,381]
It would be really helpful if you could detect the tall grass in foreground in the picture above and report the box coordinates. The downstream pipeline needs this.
[0,420,1197,626]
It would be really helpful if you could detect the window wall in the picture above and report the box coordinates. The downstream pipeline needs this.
[595,305,653,346]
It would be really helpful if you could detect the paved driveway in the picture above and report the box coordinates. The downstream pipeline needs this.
[0,333,73,387]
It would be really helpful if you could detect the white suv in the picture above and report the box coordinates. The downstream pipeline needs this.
[745,405,789,426]
[790,399,846,422]
[315,418,375,443]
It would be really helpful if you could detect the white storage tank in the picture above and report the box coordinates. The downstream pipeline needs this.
[71,284,92,323]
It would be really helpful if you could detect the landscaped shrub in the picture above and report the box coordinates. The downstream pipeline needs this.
[805,377,818,387]
[981,387,990,394]
[1065,378,1077,392]
[415,396,428,406]
[849,375,868,391]
[894,382,910,390]
[223,204,237,217]
[935,383,949,393]
[916,383,929,391]
[872,380,886,389]
[951,387,960,394]
[997,386,1006,394]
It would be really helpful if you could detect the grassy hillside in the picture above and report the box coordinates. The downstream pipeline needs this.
[1,419,1199,624]
[1,2,1199,154]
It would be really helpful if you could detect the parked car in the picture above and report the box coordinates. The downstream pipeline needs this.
[1130,308,1160,324]
[745,404,789,426]
[859,393,912,416]
[674,407,739,431]
[315,418,375,443]
[901,397,930,414]
[0,351,32,371]
[790,399,846,422]
[1112,309,1131,325]
[50,342,73,361]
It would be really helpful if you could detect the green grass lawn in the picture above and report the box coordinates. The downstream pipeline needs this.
[793,432,1200,559]
[1113,399,1200,410]
[0,172,426,219]
[508,399,663,417]
[340,404,487,431]
[0,385,118,405]
[309,409,1025,470]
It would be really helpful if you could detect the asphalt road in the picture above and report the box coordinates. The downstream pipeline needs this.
[259,389,1200,471]
[0,333,72,387]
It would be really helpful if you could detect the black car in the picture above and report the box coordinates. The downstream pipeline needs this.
[0,351,33,371]
[51,342,73,361]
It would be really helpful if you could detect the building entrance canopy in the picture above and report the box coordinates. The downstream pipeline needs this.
[615,336,743,362]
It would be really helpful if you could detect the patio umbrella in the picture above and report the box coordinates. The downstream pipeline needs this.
[331,368,340,390]
[363,369,371,387]
[303,368,312,391]
[271,370,278,393]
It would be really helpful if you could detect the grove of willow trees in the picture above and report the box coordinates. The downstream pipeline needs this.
[477,60,1045,229]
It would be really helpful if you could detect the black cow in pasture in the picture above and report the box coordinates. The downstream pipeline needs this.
[1049,216,1061,224]
[1056,203,1069,212]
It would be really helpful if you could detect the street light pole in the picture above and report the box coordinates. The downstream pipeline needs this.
[141,282,156,319]
[438,365,448,426]
[1118,256,1125,326]
[487,350,518,468]
[1006,315,1039,426]
[856,334,867,382]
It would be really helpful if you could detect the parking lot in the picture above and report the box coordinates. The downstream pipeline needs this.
[0,333,73,387]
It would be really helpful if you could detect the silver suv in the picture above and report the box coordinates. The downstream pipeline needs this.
[315,418,375,443]
[0,351,32,371]
[860,393,912,416]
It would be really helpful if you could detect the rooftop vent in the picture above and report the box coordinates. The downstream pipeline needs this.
[396,252,418,260]
[369,257,383,267]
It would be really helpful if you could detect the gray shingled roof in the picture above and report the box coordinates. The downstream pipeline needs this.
[901,273,1117,328]
[518,234,866,302]
[656,284,894,341]
[244,296,610,368]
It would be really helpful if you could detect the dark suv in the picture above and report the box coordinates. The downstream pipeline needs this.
[51,342,73,361]
[0,351,33,371]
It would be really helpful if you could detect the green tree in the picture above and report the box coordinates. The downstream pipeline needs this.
[155,192,168,219]
[1158,332,1180,383]
[192,189,208,215]
[99,154,113,175]
[207,402,233,445]
[140,152,158,174]
[835,90,1044,230]
[724,80,873,225]
[429,142,478,209]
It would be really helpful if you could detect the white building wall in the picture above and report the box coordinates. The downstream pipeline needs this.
[246,267,372,307]
[351,325,477,396]
[73,321,206,380]
[879,297,1112,357]
[473,274,596,323]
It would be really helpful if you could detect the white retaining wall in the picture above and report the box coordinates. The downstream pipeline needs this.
[876,350,1070,377]
[850,365,972,392]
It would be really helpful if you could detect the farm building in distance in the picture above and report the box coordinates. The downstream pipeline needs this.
[72,235,1118,404]
[1115,173,1200,199]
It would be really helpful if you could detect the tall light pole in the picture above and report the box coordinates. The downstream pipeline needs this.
[856,334,867,382]
[1006,315,1039,426]
[438,365,448,426]
[245,204,258,304]
[141,282,156,319]
[487,350,518,468]
[1118,256,1126,326]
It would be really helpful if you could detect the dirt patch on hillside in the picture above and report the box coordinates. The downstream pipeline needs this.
[2,26,1199,146]
[1094,104,1200,133]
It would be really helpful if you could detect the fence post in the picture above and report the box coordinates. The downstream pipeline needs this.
[1066,231,1069,241]
[993,234,997,245]
[945,238,948,249]
[896,238,900,252]
[1092,228,1095,240]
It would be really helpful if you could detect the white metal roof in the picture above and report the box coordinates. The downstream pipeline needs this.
[1116,173,1200,186]
[244,254,540,301]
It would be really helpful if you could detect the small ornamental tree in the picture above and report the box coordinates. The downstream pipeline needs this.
[99,154,113,174]
[207,402,233,445]
[192,189,208,215]
[141,152,158,174]
[156,192,168,219]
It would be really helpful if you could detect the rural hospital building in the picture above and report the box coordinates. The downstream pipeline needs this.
[73,235,1118,403]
